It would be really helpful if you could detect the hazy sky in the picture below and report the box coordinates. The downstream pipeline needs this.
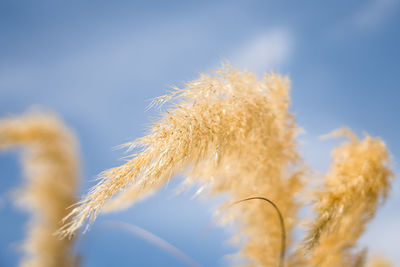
[1,1,399,266]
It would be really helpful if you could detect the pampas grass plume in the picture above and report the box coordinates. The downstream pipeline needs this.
[60,65,304,266]
[57,65,395,267]
[303,128,393,267]
[0,111,79,267]
[367,256,394,267]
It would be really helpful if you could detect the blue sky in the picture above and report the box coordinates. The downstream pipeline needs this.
[0,0,399,266]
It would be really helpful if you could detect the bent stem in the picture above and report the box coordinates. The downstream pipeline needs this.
[230,196,286,267]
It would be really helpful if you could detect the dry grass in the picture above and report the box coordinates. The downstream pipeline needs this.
[0,111,79,267]
[59,65,304,266]
[301,129,393,267]
[367,256,394,267]
[56,65,395,266]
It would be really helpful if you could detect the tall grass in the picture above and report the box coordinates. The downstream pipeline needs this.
[60,65,304,266]
[301,129,393,267]
[367,256,394,267]
[0,111,79,267]
[56,65,394,266]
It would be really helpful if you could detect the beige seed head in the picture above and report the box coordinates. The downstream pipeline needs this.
[0,111,80,267]
[303,128,393,267]
[60,65,304,266]
[367,255,394,267]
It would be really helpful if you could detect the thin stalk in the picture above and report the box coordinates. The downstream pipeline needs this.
[230,197,286,267]
[102,220,202,267]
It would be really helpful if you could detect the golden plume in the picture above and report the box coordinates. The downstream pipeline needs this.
[367,256,394,267]
[59,65,304,266]
[0,111,79,267]
[303,128,393,267]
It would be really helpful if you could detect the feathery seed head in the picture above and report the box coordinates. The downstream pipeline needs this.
[0,111,79,267]
[303,128,393,267]
[60,65,304,266]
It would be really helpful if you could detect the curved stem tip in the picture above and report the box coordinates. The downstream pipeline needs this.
[230,196,286,267]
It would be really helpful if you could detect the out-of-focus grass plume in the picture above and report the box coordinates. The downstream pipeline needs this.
[367,256,394,267]
[303,128,393,267]
[60,65,304,266]
[0,111,79,267]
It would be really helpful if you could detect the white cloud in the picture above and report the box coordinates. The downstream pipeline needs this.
[353,0,399,31]
[228,29,293,74]
[328,0,398,38]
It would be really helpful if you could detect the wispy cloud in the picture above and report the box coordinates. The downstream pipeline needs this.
[353,0,399,31]
[228,28,293,74]
[328,0,398,39]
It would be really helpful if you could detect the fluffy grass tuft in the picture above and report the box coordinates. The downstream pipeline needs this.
[302,128,393,267]
[57,65,395,267]
[59,65,304,266]
[0,111,79,267]
[367,256,394,267]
